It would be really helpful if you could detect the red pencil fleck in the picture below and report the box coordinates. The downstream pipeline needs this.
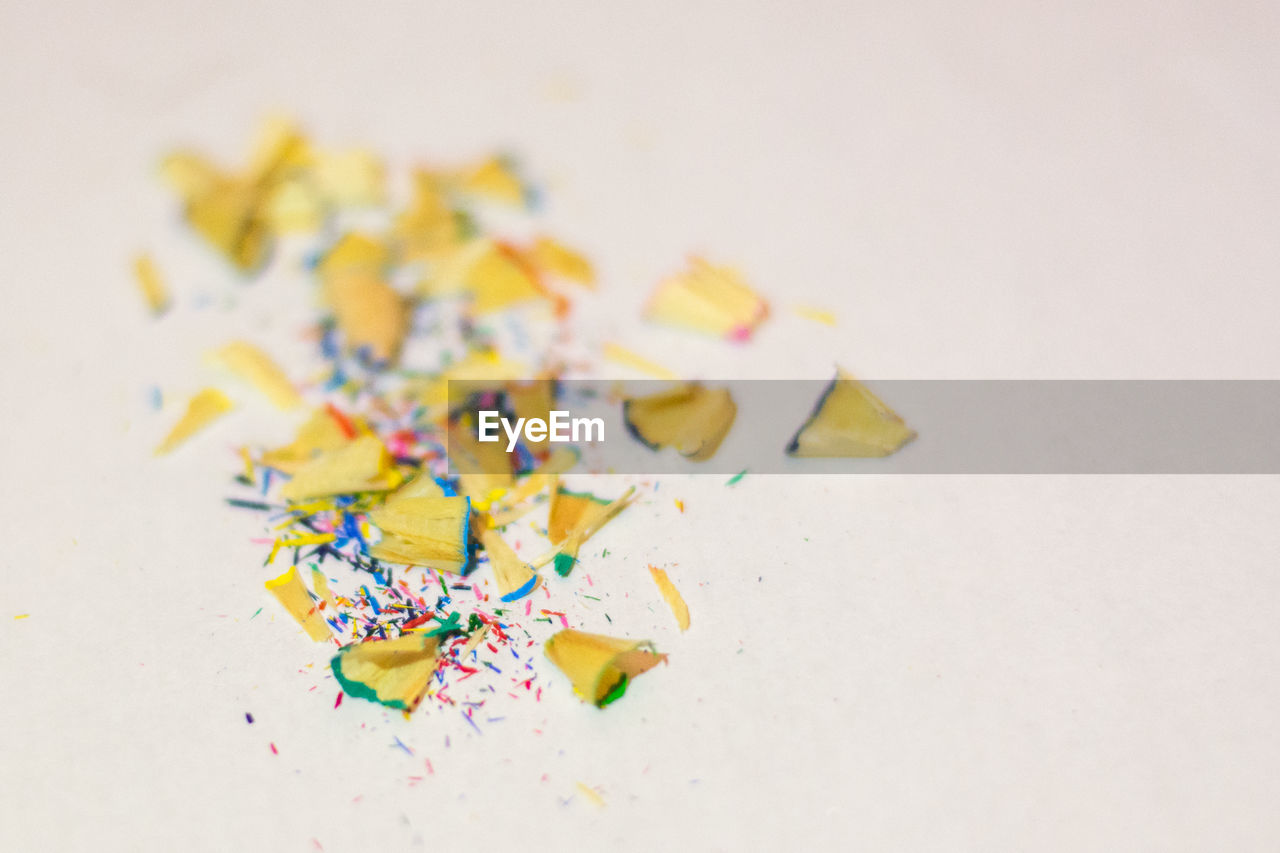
[325,403,357,439]
[269,742,278,755]
[335,692,344,709]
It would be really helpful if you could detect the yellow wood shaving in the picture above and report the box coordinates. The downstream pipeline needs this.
[457,156,524,205]
[601,342,678,379]
[648,566,690,631]
[575,782,606,807]
[623,384,737,461]
[312,149,385,207]
[368,495,471,574]
[529,237,594,287]
[533,487,636,571]
[461,624,490,656]
[238,446,255,483]
[332,632,440,711]
[280,434,398,501]
[263,179,324,233]
[310,567,338,612]
[645,257,768,340]
[264,565,331,641]
[324,272,408,364]
[787,367,916,458]
[212,340,302,410]
[133,254,170,315]
[543,628,665,706]
[480,528,541,601]
[261,409,350,474]
[467,244,543,314]
[792,304,837,326]
[395,170,465,261]
[155,388,234,456]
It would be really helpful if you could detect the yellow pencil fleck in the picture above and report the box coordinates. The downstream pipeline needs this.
[212,340,303,410]
[792,304,836,326]
[575,782,606,807]
[649,565,690,631]
[265,533,335,565]
[134,253,170,315]
[155,388,234,456]
[601,342,679,379]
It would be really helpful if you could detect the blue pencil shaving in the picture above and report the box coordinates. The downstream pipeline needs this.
[500,574,539,602]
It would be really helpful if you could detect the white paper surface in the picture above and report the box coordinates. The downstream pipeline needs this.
[2,2,1279,850]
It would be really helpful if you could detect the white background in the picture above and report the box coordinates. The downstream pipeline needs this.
[2,1,1279,850]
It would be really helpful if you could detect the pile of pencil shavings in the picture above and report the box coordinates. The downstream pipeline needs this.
[144,117,915,718]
